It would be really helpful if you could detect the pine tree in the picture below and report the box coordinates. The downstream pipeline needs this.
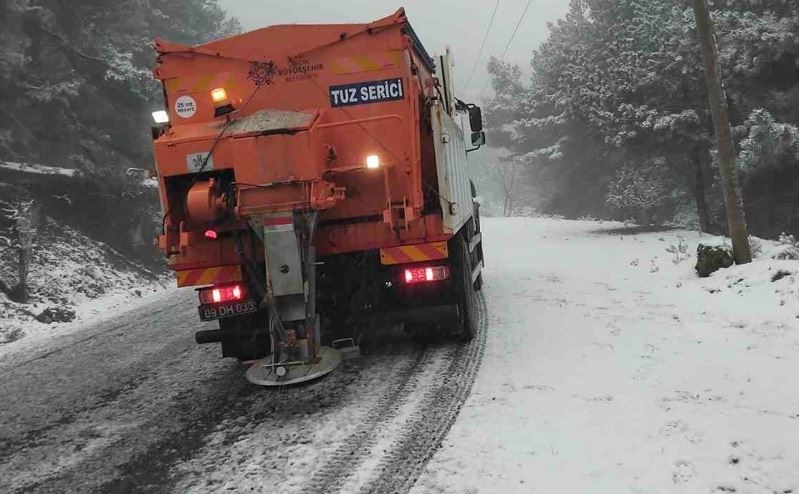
[0,1,240,260]
[484,0,799,238]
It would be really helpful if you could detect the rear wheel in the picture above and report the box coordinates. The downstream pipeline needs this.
[452,234,478,341]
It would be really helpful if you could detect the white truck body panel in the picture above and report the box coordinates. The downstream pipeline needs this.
[432,104,472,234]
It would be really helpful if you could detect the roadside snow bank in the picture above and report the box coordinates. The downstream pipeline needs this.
[0,217,168,346]
[412,218,799,494]
[687,234,799,328]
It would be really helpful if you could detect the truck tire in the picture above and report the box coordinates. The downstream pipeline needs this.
[453,234,478,341]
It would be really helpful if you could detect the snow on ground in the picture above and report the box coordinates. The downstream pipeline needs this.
[412,218,799,494]
[0,280,172,360]
[0,217,169,350]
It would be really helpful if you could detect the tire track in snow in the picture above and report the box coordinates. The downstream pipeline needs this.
[92,369,254,494]
[359,292,488,494]
[300,347,430,494]
[1,346,239,494]
[1,291,486,494]
[0,343,194,465]
[90,342,372,493]
[0,291,248,494]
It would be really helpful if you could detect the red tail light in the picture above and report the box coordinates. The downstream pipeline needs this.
[199,284,244,304]
[403,265,450,284]
[204,229,218,240]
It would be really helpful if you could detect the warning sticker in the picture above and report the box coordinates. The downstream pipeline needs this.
[174,95,197,119]
[329,78,404,108]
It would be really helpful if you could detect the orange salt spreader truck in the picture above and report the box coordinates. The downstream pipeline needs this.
[150,8,485,386]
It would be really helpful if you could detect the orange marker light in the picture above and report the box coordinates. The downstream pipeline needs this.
[210,87,229,104]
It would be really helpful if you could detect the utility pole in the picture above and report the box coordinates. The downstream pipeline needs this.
[692,0,752,264]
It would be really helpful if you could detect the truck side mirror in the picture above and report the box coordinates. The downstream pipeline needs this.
[471,131,486,147]
[468,105,483,132]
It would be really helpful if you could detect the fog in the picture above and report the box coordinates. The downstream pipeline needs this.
[219,0,571,102]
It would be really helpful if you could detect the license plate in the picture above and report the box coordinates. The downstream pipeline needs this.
[198,299,257,321]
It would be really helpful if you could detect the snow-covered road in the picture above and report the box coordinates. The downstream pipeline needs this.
[0,284,486,493]
[1,217,797,493]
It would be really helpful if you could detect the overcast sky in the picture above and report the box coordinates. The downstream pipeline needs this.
[218,0,571,103]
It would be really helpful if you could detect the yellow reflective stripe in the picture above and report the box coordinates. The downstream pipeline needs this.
[191,73,215,92]
[388,51,402,66]
[403,246,428,262]
[221,76,238,89]
[196,267,220,286]
[351,55,382,71]
[165,78,180,92]
[330,60,346,75]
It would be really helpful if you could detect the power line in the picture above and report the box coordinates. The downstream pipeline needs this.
[462,0,501,93]
[499,0,533,60]
[479,0,534,100]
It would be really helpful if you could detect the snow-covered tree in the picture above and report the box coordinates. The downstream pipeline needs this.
[0,198,40,303]
[739,109,799,174]
[606,160,670,225]
[0,0,239,260]
[485,0,799,238]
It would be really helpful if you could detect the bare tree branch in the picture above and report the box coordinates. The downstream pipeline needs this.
[34,24,111,69]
